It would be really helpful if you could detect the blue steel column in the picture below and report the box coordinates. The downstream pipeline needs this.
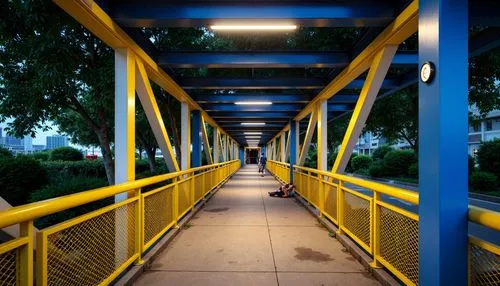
[289,120,297,183]
[191,110,202,167]
[419,0,468,285]
[239,147,245,166]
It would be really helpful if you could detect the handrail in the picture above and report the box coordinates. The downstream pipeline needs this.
[293,164,419,205]
[0,160,239,229]
[267,160,290,167]
[469,205,500,231]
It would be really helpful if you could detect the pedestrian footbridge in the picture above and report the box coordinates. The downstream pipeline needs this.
[1,0,500,285]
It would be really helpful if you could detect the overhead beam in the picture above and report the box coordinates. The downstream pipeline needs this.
[157,51,416,68]
[209,111,298,118]
[110,2,395,28]
[294,0,418,121]
[181,78,399,90]
[191,94,312,103]
[53,0,237,150]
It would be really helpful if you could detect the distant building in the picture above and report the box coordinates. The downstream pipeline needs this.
[468,109,500,156]
[22,136,33,152]
[33,145,47,152]
[46,135,68,150]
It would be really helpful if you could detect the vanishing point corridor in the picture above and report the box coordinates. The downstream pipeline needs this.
[134,165,379,286]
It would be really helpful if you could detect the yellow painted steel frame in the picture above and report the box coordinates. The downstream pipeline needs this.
[52,0,236,147]
[332,45,398,174]
[201,115,214,164]
[295,0,418,121]
[0,160,240,286]
[298,110,318,166]
[136,57,180,172]
[265,162,500,286]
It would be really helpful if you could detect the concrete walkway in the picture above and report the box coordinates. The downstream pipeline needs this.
[134,165,379,286]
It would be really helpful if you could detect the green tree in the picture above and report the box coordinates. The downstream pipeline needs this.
[0,147,13,158]
[476,139,500,179]
[365,87,418,153]
[372,145,394,162]
[0,0,116,184]
[50,146,84,161]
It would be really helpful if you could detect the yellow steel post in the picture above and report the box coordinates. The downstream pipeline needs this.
[190,172,195,210]
[370,191,382,268]
[337,180,344,235]
[36,231,47,286]
[173,177,179,228]
[319,179,325,218]
[134,189,144,265]
[19,221,33,286]
[307,170,311,203]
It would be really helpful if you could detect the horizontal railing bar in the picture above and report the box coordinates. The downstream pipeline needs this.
[0,160,239,229]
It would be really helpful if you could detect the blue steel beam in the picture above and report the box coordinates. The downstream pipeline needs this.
[157,51,417,68]
[192,94,359,104]
[109,2,396,28]
[202,103,353,112]
[191,94,312,103]
[419,0,468,284]
[210,111,296,118]
[220,123,286,128]
[180,78,399,90]
[469,27,500,57]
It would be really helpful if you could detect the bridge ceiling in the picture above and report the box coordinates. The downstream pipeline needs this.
[96,0,500,146]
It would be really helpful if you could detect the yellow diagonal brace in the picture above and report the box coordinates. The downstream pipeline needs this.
[135,58,180,172]
[201,116,213,164]
[295,0,417,121]
[298,110,318,166]
[332,45,398,174]
[53,0,237,146]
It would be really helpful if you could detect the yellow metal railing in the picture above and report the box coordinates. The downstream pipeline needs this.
[266,160,500,286]
[0,160,240,286]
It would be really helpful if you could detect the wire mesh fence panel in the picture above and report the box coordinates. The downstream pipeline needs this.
[470,240,500,286]
[143,187,174,247]
[0,247,18,286]
[323,182,338,223]
[42,201,137,286]
[194,174,204,203]
[177,179,192,218]
[379,204,419,285]
[342,190,372,251]
[309,176,320,208]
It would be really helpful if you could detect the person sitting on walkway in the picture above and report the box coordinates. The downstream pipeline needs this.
[268,183,296,198]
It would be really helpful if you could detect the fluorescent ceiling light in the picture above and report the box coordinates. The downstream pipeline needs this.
[211,24,297,31]
[241,122,265,126]
[244,132,262,135]
[245,136,261,139]
[235,101,272,105]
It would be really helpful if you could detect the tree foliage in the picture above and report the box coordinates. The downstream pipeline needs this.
[50,146,84,161]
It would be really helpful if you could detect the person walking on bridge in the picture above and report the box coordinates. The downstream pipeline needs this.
[258,153,267,177]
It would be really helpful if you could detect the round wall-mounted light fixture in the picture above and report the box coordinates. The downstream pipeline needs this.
[420,61,435,83]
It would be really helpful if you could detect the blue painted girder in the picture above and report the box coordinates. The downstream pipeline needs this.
[201,103,353,112]
[110,2,396,28]
[181,77,399,90]
[157,51,417,68]
[192,94,359,104]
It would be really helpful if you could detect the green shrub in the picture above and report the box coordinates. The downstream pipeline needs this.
[42,160,107,182]
[0,157,49,206]
[136,160,153,174]
[345,154,357,173]
[0,147,13,158]
[477,139,500,179]
[29,176,110,228]
[408,163,418,178]
[383,150,417,177]
[470,172,497,192]
[351,155,373,171]
[372,145,393,162]
[369,164,385,178]
[50,146,84,161]
[355,168,370,176]
[33,151,50,161]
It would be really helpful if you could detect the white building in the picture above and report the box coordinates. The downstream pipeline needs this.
[468,109,500,156]
[46,135,68,150]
